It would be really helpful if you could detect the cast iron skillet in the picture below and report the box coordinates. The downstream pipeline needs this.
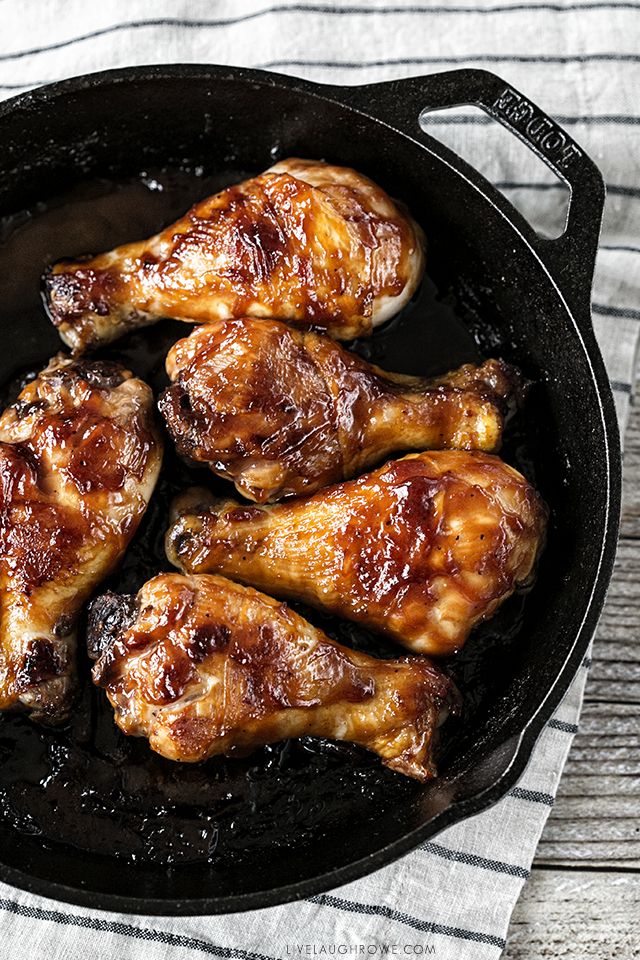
[0,65,620,914]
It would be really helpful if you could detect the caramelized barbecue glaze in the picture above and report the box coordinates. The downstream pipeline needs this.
[0,356,162,722]
[167,451,547,656]
[44,159,425,353]
[89,573,456,780]
[159,317,524,502]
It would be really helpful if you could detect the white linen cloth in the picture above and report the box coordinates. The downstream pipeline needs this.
[0,2,637,957]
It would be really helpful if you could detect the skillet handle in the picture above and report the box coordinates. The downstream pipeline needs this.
[335,69,605,322]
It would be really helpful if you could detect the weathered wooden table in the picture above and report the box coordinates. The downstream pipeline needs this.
[504,362,640,957]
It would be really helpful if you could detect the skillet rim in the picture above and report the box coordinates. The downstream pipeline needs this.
[0,63,622,914]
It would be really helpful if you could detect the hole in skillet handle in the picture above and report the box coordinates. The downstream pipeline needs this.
[336,68,605,327]
[418,105,570,241]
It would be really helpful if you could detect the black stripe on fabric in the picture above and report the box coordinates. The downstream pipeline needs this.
[600,245,640,253]
[495,181,640,199]
[595,184,640,198]
[610,380,633,394]
[259,53,640,69]
[421,840,529,879]
[308,894,506,949]
[508,787,555,806]
[332,2,640,9]
[495,181,568,191]
[420,113,640,125]
[0,81,46,89]
[592,302,640,321]
[1,4,640,63]
[548,718,580,733]
[296,2,640,9]
[0,899,274,960]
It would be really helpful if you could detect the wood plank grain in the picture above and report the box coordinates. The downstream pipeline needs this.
[536,703,640,866]
[504,870,640,959]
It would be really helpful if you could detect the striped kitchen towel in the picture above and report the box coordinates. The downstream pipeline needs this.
[0,2,637,958]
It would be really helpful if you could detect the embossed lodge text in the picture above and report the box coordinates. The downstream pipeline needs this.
[492,86,582,170]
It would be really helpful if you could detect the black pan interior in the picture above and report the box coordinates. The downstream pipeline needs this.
[0,69,614,910]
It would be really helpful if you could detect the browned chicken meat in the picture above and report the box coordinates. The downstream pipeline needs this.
[88,573,457,780]
[43,158,425,354]
[0,356,162,722]
[159,316,524,502]
[167,451,547,657]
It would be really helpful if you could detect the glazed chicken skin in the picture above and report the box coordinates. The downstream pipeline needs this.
[88,573,456,780]
[43,158,425,354]
[159,316,524,502]
[0,356,162,723]
[167,451,547,656]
